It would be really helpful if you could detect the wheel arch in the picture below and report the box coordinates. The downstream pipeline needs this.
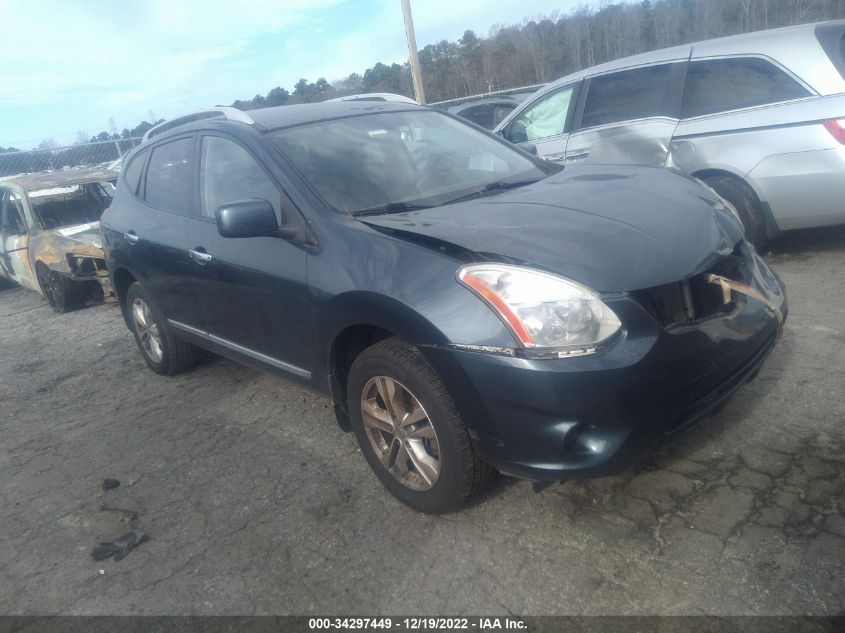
[322,291,452,432]
[111,266,139,327]
[691,167,781,238]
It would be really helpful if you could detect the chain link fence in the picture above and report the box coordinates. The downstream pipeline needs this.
[0,138,142,178]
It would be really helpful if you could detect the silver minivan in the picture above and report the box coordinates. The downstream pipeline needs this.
[493,20,845,246]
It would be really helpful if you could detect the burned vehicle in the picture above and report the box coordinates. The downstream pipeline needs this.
[0,169,114,312]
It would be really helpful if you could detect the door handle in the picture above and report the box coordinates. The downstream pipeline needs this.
[566,152,589,162]
[544,152,567,163]
[189,248,212,264]
[124,231,139,245]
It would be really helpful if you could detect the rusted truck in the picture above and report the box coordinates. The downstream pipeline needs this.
[0,169,115,312]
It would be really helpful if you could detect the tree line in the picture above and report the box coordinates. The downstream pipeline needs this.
[225,0,844,107]
[4,0,843,153]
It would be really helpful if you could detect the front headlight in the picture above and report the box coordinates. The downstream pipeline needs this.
[458,264,621,357]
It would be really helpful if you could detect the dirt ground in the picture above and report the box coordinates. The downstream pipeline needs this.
[1,227,843,616]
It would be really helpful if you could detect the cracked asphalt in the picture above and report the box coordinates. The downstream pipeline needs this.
[0,227,843,616]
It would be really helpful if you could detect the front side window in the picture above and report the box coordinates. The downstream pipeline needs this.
[144,137,194,215]
[682,57,811,118]
[269,110,547,215]
[509,86,576,143]
[581,63,677,129]
[200,136,281,222]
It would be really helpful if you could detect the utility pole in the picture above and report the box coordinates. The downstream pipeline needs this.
[401,0,426,104]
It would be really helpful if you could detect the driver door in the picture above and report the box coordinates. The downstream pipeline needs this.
[0,188,35,290]
[184,133,312,380]
[501,82,581,164]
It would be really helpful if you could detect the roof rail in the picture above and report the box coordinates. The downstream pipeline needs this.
[142,107,255,142]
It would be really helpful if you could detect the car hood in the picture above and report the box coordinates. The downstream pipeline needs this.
[360,165,744,292]
[51,221,103,255]
[36,222,104,269]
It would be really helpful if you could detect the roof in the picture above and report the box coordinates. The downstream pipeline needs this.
[238,100,425,130]
[534,20,845,98]
[448,94,530,113]
[1,167,118,192]
[325,92,418,104]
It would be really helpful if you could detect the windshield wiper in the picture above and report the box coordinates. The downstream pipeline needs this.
[353,202,432,217]
[443,178,541,206]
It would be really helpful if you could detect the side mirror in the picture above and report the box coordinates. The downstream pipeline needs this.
[216,198,278,238]
[520,143,539,157]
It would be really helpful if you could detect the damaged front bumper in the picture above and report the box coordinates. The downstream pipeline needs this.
[66,253,113,295]
[421,242,787,482]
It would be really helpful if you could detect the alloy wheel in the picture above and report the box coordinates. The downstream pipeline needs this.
[360,376,441,491]
[131,297,163,364]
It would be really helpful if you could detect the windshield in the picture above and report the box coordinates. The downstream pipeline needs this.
[29,182,112,230]
[267,109,548,214]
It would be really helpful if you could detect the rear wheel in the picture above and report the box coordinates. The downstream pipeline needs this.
[36,262,86,313]
[347,337,494,513]
[702,175,768,250]
[126,282,199,375]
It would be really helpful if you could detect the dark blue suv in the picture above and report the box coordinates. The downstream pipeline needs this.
[101,102,786,513]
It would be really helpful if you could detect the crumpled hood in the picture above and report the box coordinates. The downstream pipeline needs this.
[50,221,104,257]
[361,165,744,292]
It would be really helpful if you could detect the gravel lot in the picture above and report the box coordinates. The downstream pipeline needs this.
[1,227,843,616]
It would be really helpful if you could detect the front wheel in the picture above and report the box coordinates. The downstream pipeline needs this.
[347,337,494,513]
[36,262,86,313]
[126,282,199,375]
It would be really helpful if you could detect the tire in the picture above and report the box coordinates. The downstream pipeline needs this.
[125,282,199,375]
[35,262,87,313]
[347,337,494,513]
[702,175,768,250]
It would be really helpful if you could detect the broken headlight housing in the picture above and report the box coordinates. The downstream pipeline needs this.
[458,264,621,358]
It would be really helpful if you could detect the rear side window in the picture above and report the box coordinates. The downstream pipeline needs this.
[581,63,676,128]
[682,57,811,118]
[144,137,194,215]
[814,23,845,81]
[459,105,494,128]
[122,150,147,196]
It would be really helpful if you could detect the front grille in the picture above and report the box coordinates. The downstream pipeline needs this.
[632,242,751,326]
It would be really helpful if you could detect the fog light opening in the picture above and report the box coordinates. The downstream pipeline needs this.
[563,423,585,451]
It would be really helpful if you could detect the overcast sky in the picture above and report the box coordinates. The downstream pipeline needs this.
[0,0,590,149]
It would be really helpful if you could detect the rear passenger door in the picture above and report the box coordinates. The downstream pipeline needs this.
[185,133,311,380]
[500,83,580,163]
[128,136,205,329]
[669,56,814,170]
[566,62,686,167]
